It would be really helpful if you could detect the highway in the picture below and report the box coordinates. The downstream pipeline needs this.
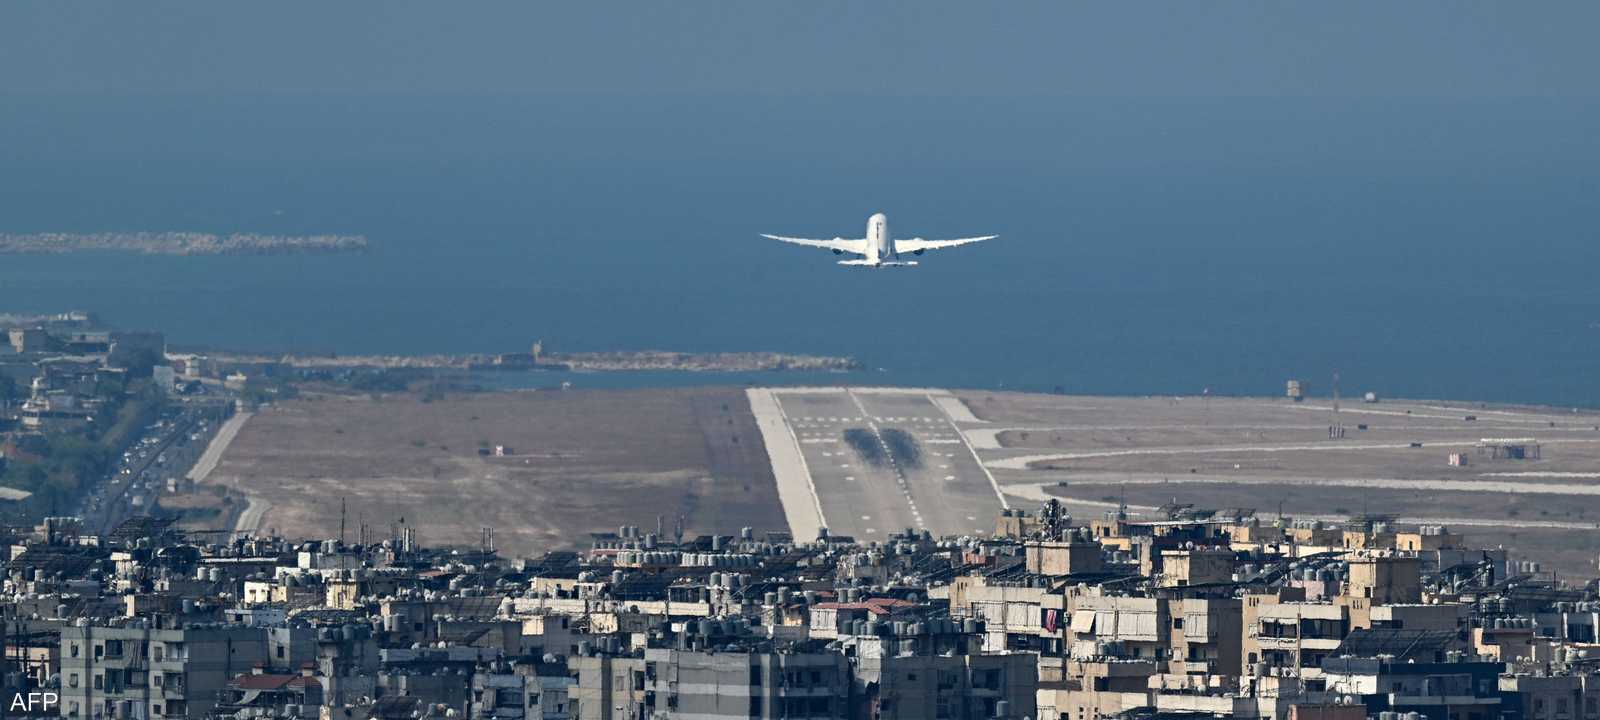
[748,388,1005,540]
[79,400,232,535]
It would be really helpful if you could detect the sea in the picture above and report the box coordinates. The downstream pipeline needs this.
[2,94,1598,406]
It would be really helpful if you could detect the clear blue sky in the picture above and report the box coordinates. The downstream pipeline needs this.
[2,2,1596,98]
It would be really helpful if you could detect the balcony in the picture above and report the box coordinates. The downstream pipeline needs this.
[1389,694,1500,706]
[1255,635,1301,649]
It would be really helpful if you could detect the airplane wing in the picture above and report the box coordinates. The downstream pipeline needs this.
[761,234,869,254]
[894,235,998,253]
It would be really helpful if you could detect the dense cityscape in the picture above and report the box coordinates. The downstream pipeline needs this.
[2,315,1599,720]
[2,480,1598,720]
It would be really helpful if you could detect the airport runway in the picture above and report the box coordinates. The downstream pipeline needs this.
[748,388,1005,540]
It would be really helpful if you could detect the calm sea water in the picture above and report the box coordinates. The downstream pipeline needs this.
[2,95,1598,404]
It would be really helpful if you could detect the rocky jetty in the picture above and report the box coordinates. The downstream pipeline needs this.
[0,232,368,255]
[206,349,862,374]
[547,350,861,372]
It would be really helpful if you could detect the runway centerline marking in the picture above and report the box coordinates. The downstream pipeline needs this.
[847,388,927,531]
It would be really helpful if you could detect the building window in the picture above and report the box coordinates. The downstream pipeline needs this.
[71,643,80,658]
[69,673,79,688]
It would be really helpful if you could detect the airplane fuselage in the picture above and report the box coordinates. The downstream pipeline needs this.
[867,212,892,263]
[840,213,916,267]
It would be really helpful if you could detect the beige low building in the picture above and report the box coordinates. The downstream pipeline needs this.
[1026,536,1106,576]
[1037,659,1155,720]
[1243,599,1349,680]
[1160,548,1236,587]
[1346,554,1421,604]
[1167,597,1243,677]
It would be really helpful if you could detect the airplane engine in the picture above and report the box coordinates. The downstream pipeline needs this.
[832,249,843,255]
[913,249,925,256]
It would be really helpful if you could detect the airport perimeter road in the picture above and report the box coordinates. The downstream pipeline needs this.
[750,388,1004,540]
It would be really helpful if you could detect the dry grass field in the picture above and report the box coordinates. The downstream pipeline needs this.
[197,387,786,554]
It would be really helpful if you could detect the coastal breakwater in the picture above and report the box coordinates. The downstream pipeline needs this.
[548,351,861,372]
[205,349,862,374]
[0,232,367,255]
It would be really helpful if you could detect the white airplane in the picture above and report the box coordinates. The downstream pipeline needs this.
[762,213,996,267]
